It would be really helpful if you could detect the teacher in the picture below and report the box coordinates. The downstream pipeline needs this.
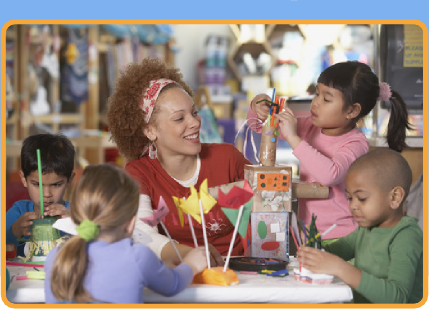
[107,58,250,267]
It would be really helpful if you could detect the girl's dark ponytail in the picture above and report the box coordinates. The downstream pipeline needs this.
[386,90,414,152]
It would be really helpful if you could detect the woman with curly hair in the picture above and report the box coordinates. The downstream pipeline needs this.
[107,58,250,267]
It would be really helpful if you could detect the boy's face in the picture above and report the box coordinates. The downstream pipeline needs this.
[19,170,74,217]
[345,169,396,229]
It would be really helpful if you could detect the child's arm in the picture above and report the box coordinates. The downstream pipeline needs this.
[297,247,362,289]
[354,226,423,303]
[44,203,70,218]
[293,134,368,187]
[138,246,207,297]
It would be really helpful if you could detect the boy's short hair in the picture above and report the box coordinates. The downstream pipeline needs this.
[349,148,413,199]
[21,133,75,180]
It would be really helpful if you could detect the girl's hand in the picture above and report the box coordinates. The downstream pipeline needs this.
[274,107,301,149]
[44,203,70,218]
[251,94,272,121]
[296,246,344,276]
[12,211,39,237]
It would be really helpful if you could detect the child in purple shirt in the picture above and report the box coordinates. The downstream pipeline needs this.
[44,164,207,303]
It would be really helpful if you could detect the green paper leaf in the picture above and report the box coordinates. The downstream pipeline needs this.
[221,199,253,238]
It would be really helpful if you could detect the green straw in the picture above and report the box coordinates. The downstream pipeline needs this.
[36,149,44,217]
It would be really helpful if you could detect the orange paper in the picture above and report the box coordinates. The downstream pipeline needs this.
[257,173,290,191]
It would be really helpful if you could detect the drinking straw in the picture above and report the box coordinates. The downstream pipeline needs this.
[321,223,337,238]
[159,221,182,262]
[279,97,286,112]
[183,196,198,248]
[302,220,307,246]
[223,204,244,272]
[36,149,44,217]
[289,225,300,249]
[199,199,211,269]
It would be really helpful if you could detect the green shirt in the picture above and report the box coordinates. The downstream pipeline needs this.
[325,216,423,303]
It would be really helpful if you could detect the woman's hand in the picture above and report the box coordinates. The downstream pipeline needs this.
[251,94,271,121]
[208,243,224,267]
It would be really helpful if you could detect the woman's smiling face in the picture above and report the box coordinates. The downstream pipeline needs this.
[149,87,202,158]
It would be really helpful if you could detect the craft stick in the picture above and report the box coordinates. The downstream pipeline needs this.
[187,213,198,248]
[36,149,44,217]
[199,199,211,269]
[302,220,307,246]
[321,223,337,238]
[279,97,286,112]
[223,204,244,272]
[184,196,198,248]
[6,261,44,268]
[16,276,28,280]
[289,225,300,249]
[159,221,182,262]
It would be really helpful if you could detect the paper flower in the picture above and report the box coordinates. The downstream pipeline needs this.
[221,198,253,238]
[217,180,254,238]
[139,196,169,227]
[178,179,217,224]
[217,180,253,209]
[172,196,185,227]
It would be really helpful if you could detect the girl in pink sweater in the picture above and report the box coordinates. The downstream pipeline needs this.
[248,61,412,240]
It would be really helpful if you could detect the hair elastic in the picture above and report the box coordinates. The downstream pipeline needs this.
[76,219,99,242]
[377,82,392,101]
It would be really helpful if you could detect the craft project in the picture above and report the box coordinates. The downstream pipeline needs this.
[140,196,182,261]
[22,216,64,262]
[193,267,239,286]
[293,267,333,285]
[176,179,216,269]
[295,214,337,285]
[217,180,253,272]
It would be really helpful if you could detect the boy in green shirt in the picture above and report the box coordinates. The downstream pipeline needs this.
[297,148,423,303]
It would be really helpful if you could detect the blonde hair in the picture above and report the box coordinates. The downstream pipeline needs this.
[50,164,140,302]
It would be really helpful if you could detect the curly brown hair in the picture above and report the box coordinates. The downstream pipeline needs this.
[107,58,194,162]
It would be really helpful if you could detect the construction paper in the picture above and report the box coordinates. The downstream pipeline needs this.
[140,196,169,227]
[221,198,253,238]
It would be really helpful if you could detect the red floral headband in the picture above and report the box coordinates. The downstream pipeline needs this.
[142,78,177,123]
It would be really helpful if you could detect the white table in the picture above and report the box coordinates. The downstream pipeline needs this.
[5,259,352,304]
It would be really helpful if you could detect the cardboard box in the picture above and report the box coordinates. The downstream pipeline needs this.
[250,211,289,261]
[244,165,293,212]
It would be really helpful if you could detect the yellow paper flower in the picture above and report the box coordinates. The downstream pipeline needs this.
[179,179,217,224]
[172,196,185,227]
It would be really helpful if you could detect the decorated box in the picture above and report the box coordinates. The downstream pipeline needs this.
[244,165,292,213]
[250,211,289,261]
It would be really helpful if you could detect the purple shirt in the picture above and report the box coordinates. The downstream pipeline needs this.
[44,238,193,303]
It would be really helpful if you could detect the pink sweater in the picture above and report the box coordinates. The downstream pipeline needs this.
[247,108,369,239]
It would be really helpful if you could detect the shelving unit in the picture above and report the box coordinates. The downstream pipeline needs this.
[5,24,176,170]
